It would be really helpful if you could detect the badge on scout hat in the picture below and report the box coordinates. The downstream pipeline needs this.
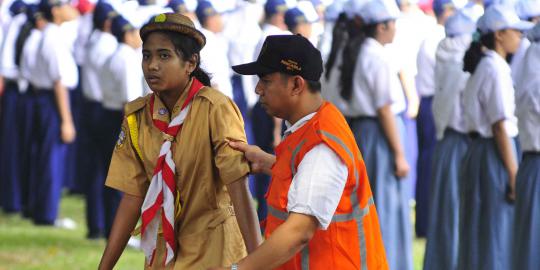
[140,12,206,48]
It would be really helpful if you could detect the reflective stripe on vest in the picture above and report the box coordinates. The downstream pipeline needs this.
[275,129,375,270]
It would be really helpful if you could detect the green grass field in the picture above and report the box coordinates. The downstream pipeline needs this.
[0,194,426,269]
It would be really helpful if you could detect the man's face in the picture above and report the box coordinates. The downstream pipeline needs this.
[255,72,291,119]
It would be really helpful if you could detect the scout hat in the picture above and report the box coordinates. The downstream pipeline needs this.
[140,12,206,48]
[232,34,323,81]
[285,7,309,30]
[166,0,188,14]
[265,0,288,16]
[93,1,117,25]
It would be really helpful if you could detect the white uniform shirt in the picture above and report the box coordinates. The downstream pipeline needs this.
[31,23,79,89]
[415,24,445,97]
[510,37,530,85]
[81,30,118,101]
[350,38,406,117]
[200,28,233,98]
[283,112,349,230]
[462,50,518,138]
[516,42,540,152]
[432,35,472,139]
[101,44,144,110]
[73,13,94,66]
[222,1,262,108]
[19,28,42,92]
[0,13,26,79]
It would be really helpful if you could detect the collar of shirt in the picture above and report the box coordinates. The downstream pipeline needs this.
[484,49,511,74]
[364,37,385,53]
[151,78,194,123]
[283,112,317,139]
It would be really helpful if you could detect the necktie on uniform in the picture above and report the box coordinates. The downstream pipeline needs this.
[140,78,204,266]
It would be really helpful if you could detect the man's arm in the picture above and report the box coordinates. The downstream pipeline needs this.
[209,213,318,270]
[227,176,262,253]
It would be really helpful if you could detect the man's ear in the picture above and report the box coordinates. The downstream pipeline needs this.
[290,75,306,96]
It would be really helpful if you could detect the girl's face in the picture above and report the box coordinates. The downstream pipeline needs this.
[377,20,396,45]
[497,29,522,54]
[142,32,195,94]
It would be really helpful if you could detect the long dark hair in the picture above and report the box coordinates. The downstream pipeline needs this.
[142,30,211,86]
[463,31,495,74]
[325,13,379,100]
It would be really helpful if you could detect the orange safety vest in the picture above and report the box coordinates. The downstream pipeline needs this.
[265,101,388,270]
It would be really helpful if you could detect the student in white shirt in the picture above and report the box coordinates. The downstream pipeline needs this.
[510,0,540,84]
[326,0,413,269]
[196,0,233,98]
[512,21,540,270]
[95,14,143,240]
[0,0,27,214]
[79,1,118,239]
[413,0,457,238]
[459,5,533,270]
[26,0,79,226]
[16,3,46,220]
[423,8,477,270]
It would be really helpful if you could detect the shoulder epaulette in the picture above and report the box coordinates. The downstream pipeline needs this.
[124,95,150,116]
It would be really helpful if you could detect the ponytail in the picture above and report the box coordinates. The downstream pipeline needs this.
[463,31,495,74]
[15,21,34,66]
[339,18,378,100]
[190,66,211,86]
[325,12,349,80]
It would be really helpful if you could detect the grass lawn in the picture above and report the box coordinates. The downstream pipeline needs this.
[0,194,426,269]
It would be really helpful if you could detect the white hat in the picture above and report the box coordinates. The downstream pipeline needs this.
[445,9,477,36]
[515,0,540,20]
[325,0,346,21]
[343,0,368,19]
[297,0,320,22]
[359,0,400,24]
[477,4,534,33]
[529,21,540,40]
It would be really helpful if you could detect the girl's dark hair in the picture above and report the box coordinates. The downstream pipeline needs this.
[14,20,34,66]
[463,31,495,74]
[143,30,211,86]
[325,13,380,101]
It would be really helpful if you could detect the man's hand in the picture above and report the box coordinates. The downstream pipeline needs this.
[229,141,276,175]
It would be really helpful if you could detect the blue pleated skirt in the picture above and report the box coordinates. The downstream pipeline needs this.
[415,96,437,237]
[349,116,413,270]
[512,152,540,270]
[423,129,469,270]
[0,83,22,213]
[458,137,517,270]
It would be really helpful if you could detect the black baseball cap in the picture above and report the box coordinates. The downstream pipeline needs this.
[232,34,323,81]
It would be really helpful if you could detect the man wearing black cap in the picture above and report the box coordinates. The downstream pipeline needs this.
[209,35,387,270]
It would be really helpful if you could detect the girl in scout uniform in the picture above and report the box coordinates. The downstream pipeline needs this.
[325,1,412,269]
[512,22,540,270]
[99,13,261,270]
[459,5,533,270]
[423,9,476,270]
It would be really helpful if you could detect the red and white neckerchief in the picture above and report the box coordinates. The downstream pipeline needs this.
[141,78,204,266]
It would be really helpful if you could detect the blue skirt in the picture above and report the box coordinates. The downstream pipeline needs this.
[512,152,540,270]
[458,137,517,270]
[349,116,413,270]
[0,83,22,213]
[17,90,36,216]
[415,96,437,237]
[423,129,469,270]
[27,90,69,224]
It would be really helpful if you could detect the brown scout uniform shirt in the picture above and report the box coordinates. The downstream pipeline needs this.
[106,80,250,269]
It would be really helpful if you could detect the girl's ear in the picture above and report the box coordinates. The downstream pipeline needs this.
[187,54,198,73]
[494,30,504,43]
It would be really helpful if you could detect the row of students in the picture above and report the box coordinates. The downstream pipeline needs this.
[424,3,540,270]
